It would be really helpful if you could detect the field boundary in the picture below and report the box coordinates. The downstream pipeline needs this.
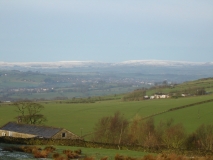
[77,98,213,138]
[0,136,156,152]
[142,98,213,120]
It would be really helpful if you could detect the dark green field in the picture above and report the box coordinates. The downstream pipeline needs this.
[1,94,213,138]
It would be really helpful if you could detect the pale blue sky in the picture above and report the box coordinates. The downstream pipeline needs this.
[0,0,213,62]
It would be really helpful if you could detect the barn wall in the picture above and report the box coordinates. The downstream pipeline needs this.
[52,129,80,139]
[0,130,36,138]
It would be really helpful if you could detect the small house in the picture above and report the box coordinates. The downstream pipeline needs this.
[160,95,167,98]
[144,95,149,99]
[0,122,80,139]
[150,96,155,99]
[181,94,186,97]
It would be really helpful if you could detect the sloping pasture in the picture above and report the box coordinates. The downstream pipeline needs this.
[0,95,212,138]
[146,77,213,95]
[154,100,213,133]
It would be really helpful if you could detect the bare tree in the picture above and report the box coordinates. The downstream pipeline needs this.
[128,114,142,144]
[128,116,159,149]
[92,111,128,144]
[14,101,47,124]
[161,123,186,149]
[195,124,213,150]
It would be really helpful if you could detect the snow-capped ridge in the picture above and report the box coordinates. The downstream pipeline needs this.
[116,60,207,66]
[0,60,212,69]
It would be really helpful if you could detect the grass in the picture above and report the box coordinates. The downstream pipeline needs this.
[2,143,213,160]
[146,77,213,96]
[1,71,212,100]
[54,146,149,159]
[0,143,150,159]
[0,94,213,138]
[154,101,213,133]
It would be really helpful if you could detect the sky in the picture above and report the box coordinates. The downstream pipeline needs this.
[0,0,213,63]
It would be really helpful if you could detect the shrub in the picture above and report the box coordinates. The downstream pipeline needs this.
[21,146,41,153]
[53,155,68,160]
[33,150,49,158]
[141,154,156,160]
[53,153,60,159]
[44,145,56,152]
[83,156,95,160]
[62,149,80,159]
[2,145,40,153]
[115,154,126,160]
[100,156,108,160]
[74,148,82,154]
[63,149,73,154]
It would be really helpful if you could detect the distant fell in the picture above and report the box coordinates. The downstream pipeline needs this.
[0,60,213,69]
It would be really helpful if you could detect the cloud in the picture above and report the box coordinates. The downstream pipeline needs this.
[1,1,212,21]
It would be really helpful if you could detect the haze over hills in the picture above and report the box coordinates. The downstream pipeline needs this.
[0,60,213,69]
[1,60,213,101]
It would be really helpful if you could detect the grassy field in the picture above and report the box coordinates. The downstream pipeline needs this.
[0,94,213,138]
[154,100,213,133]
[55,145,149,159]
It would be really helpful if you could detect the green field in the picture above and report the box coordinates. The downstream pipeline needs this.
[0,94,213,138]
[154,100,213,133]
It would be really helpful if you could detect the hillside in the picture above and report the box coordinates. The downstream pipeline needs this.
[0,77,213,139]
[0,67,213,101]
[1,94,213,138]
[0,70,148,101]
[123,77,213,101]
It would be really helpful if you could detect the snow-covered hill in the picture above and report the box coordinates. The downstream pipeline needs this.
[115,60,213,67]
[0,60,212,69]
[0,61,110,68]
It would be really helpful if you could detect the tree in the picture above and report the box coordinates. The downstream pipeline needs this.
[128,116,159,149]
[92,111,129,144]
[140,118,158,149]
[14,101,47,124]
[128,114,142,144]
[195,124,213,150]
[161,123,186,149]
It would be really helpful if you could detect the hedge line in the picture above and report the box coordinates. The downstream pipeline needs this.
[142,98,213,120]
[1,137,213,156]
[0,136,157,152]
[168,99,213,112]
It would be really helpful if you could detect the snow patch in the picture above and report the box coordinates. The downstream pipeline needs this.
[0,60,212,69]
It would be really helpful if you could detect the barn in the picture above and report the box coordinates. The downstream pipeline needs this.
[0,122,80,139]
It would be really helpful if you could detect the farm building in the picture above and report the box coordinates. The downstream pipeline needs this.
[0,122,80,139]
[150,94,170,99]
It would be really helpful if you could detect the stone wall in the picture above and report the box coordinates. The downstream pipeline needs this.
[52,129,80,139]
[0,130,36,138]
